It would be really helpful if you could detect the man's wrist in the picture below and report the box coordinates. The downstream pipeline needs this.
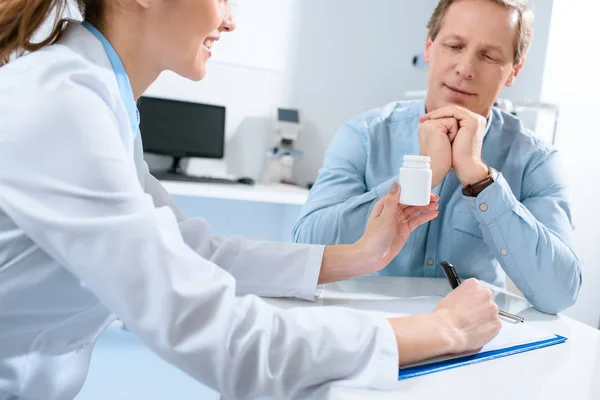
[456,161,489,186]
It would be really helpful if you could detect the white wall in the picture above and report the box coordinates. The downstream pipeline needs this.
[539,0,600,328]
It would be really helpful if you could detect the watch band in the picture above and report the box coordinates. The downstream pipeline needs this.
[462,167,495,197]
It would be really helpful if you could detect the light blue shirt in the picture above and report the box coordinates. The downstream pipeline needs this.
[293,101,582,314]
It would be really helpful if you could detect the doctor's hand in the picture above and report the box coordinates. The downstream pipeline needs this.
[421,105,488,186]
[418,117,457,188]
[356,181,439,273]
[318,182,438,284]
[387,278,501,366]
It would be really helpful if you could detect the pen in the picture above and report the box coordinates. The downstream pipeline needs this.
[440,261,525,323]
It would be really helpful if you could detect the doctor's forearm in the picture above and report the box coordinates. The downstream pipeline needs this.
[388,313,454,366]
[319,244,371,284]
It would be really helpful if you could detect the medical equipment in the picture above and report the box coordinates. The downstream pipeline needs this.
[261,108,303,184]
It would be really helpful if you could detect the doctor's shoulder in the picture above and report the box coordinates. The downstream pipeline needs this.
[0,45,121,140]
[0,44,119,126]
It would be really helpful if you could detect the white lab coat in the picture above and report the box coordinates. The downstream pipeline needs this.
[0,23,398,400]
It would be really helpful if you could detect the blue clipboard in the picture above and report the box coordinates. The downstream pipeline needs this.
[398,334,567,380]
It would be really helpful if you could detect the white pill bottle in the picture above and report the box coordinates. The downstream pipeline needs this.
[399,155,432,206]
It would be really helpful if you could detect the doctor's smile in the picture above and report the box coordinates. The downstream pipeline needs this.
[202,35,219,58]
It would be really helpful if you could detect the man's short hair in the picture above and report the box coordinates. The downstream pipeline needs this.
[426,0,534,65]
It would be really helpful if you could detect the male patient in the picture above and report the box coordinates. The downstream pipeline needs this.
[293,0,582,314]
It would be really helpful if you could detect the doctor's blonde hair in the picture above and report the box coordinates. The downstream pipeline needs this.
[0,0,102,66]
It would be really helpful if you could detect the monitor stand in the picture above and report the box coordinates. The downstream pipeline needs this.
[167,156,184,175]
[152,156,239,185]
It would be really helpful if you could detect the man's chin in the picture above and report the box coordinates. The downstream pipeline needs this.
[426,94,480,114]
[440,98,479,112]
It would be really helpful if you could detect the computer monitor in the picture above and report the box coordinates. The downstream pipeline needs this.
[278,108,299,123]
[138,96,226,176]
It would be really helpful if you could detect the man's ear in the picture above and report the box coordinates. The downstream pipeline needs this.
[506,58,525,87]
[424,35,433,63]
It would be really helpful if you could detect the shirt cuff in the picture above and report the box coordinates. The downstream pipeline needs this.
[366,317,400,390]
[332,316,399,391]
[299,245,326,301]
[462,172,518,225]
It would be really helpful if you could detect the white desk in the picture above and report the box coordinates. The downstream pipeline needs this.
[77,277,600,400]
[160,181,309,206]
[311,277,600,400]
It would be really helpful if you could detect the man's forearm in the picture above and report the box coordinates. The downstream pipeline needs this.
[465,175,582,313]
[484,204,581,313]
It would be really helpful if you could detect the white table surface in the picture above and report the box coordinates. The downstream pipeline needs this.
[308,277,600,400]
[78,277,600,400]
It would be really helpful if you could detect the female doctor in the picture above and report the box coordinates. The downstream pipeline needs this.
[0,1,502,399]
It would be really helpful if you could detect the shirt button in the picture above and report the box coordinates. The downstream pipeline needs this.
[479,203,489,212]
[427,258,435,266]
[501,249,508,256]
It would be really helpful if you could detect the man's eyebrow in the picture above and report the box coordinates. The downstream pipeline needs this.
[439,34,466,42]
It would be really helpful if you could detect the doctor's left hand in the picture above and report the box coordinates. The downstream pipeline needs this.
[318,181,438,284]
[357,181,439,273]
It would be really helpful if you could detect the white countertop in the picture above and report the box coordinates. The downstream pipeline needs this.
[160,180,309,206]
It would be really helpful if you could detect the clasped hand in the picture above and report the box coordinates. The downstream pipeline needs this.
[418,105,489,187]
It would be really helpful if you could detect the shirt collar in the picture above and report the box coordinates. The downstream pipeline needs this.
[418,100,494,137]
[82,21,139,134]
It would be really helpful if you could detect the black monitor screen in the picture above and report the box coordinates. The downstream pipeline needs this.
[139,96,226,159]
[278,108,299,123]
